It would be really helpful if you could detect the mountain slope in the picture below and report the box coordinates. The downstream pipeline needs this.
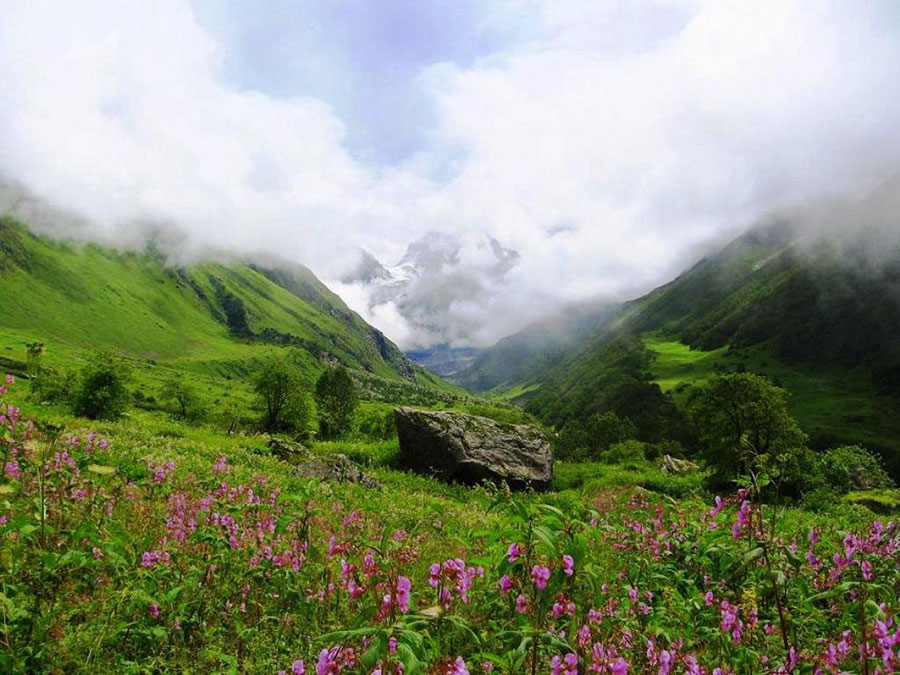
[0,215,446,389]
[468,182,900,474]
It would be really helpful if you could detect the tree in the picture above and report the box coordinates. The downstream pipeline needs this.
[253,358,312,434]
[314,366,358,439]
[73,351,132,420]
[555,410,636,461]
[25,341,45,375]
[687,373,807,489]
[161,376,206,422]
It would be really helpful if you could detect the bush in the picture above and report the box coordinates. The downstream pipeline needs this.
[601,440,647,464]
[816,445,894,495]
[555,411,637,461]
[29,367,75,405]
[72,352,132,420]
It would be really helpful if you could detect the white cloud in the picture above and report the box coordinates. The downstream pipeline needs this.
[1,0,899,348]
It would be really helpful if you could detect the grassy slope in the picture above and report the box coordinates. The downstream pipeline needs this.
[643,334,900,475]
[498,214,900,474]
[0,216,459,391]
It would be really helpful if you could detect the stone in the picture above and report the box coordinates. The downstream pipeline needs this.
[294,454,381,489]
[661,454,700,475]
[394,407,553,490]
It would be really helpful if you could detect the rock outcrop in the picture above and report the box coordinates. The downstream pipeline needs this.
[394,407,553,490]
[267,438,380,489]
[661,454,700,475]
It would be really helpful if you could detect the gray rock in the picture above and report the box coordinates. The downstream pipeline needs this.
[661,454,700,475]
[267,437,309,461]
[394,407,553,490]
[268,438,379,488]
[294,454,381,489]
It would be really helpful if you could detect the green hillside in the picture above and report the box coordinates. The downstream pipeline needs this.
[0,215,452,392]
[467,188,900,476]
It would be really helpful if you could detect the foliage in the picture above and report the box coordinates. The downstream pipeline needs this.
[160,376,207,423]
[816,445,894,495]
[555,411,637,461]
[687,373,808,491]
[315,366,359,439]
[253,358,313,433]
[0,376,899,672]
[72,351,133,420]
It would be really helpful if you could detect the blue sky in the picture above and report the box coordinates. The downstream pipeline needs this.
[1,1,899,347]
[191,0,511,164]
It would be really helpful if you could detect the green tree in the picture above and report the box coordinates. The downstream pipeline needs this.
[25,341,45,375]
[314,366,358,439]
[253,358,312,434]
[555,410,636,461]
[160,376,206,422]
[73,352,132,420]
[687,373,807,489]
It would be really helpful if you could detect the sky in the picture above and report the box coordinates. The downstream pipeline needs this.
[1,1,899,348]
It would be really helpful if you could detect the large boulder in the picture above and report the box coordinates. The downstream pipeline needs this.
[394,407,553,490]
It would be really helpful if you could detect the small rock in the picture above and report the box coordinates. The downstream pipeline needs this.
[662,454,699,474]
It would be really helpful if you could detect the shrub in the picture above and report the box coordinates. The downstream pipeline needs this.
[72,352,132,420]
[29,367,75,405]
[601,439,647,464]
[817,445,894,495]
[555,411,637,461]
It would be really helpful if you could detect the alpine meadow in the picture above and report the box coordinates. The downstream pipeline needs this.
[1,2,900,674]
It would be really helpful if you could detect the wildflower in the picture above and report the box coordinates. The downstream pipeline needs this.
[292,660,306,675]
[499,575,514,593]
[531,564,551,590]
[3,460,20,479]
[449,657,469,675]
[515,594,529,614]
[395,576,412,613]
[149,603,160,619]
[861,559,873,581]
[562,554,575,576]
[508,543,521,563]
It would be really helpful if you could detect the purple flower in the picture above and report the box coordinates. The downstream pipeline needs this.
[507,543,521,563]
[292,660,306,675]
[531,564,551,590]
[499,575,514,593]
[149,603,160,619]
[562,554,575,577]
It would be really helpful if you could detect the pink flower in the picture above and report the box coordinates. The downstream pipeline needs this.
[149,603,160,619]
[531,564,551,590]
[515,594,529,614]
[449,657,469,675]
[508,543,521,563]
[499,575,514,593]
[395,576,412,613]
[292,660,306,675]
[860,559,873,581]
[562,554,575,577]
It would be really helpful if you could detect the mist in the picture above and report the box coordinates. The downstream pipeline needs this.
[2,1,900,349]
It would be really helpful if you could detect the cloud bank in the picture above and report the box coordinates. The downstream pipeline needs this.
[1,0,899,348]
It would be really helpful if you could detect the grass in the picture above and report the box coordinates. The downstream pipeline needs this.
[643,332,900,473]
